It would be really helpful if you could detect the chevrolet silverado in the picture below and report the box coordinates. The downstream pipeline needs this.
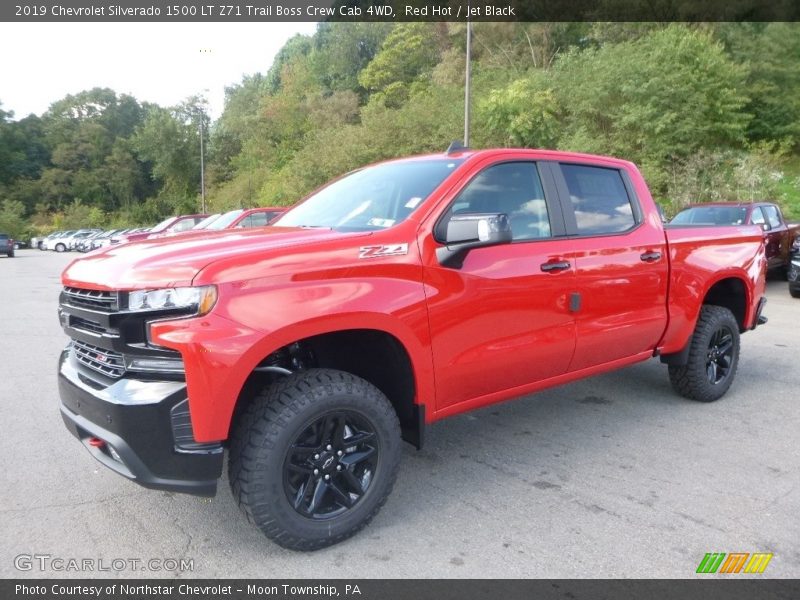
[57,148,767,550]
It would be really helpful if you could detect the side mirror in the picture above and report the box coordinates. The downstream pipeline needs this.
[760,223,769,232]
[436,213,513,268]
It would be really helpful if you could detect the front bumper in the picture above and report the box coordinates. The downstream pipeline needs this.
[58,347,223,496]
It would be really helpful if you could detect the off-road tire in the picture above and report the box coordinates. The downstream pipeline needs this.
[668,305,740,402]
[229,368,402,551]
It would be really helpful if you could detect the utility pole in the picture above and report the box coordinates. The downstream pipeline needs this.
[464,17,472,147]
[199,112,206,214]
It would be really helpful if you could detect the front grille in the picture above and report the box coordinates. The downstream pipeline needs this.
[72,340,126,379]
[63,287,118,312]
[70,315,113,336]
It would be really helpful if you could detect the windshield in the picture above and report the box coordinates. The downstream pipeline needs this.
[207,209,244,230]
[671,206,748,225]
[193,214,222,229]
[275,158,463,231]
[151,216,177,232]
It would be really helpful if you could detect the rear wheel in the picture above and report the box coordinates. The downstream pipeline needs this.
[668,305,740,402]
[55,243,66,252]
[229,368,401,551]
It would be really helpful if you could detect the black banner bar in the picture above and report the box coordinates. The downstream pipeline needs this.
[2,0,800,22]
[4,580,800,600]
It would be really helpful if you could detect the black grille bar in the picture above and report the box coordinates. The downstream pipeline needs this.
[63,286,118,312]
[72,340,126,379]
[70,315,117,336]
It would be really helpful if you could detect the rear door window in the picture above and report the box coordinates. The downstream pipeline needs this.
[560,164,637,235]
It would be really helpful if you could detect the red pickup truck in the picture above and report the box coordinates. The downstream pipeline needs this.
[58,148,767,550]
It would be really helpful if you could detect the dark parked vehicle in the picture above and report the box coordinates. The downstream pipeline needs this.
[671,202,800,273]
[1,233,15,257]
[788,255,800,298]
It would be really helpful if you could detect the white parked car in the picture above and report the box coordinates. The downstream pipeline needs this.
[66,229,102,250]
[43,231,76,252]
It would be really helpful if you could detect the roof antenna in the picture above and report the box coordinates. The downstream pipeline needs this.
[447,140,468,155]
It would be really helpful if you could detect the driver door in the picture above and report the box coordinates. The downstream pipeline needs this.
[420,160,579,411]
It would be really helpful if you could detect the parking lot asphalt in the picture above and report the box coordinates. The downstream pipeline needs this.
[0,249,797,579]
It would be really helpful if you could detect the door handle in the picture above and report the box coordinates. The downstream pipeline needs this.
[540,261,571,272]
[640,251,662,262]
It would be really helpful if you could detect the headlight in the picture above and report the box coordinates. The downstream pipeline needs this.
[127,286,217,315]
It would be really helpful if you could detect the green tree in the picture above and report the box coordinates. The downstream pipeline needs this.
[308,22,392,95]
[717,23,800,148]
[358,23,441,107]
[546,25,751,195]
[480,76,561,148]
[0,199,28,239]
[133,97,207,203]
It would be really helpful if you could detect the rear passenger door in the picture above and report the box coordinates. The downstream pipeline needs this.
[551,163,669,372]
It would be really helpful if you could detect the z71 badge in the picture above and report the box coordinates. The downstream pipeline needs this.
[358,244,409,259]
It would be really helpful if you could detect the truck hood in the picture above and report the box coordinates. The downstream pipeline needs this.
[62,227,369,290]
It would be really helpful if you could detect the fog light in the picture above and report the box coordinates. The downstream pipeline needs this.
[125,357,185,373]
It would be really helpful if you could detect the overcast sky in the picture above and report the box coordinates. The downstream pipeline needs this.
[0,22,318,120]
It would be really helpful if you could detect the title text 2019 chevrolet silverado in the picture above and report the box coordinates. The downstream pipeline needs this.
[57,148,767,550]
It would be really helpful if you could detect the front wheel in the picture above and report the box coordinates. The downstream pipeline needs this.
[668,305,740,402]
[229,369,402,551]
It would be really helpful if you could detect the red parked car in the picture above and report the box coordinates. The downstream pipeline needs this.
[112,214,208,244]
[58,148,767,550]
[671,202,800,273]
[195,207,284,231]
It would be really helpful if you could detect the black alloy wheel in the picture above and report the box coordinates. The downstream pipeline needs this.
[705,326,734,386]
[668,305,740,402]
[229,369,401,550]
[283,410,379,520]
